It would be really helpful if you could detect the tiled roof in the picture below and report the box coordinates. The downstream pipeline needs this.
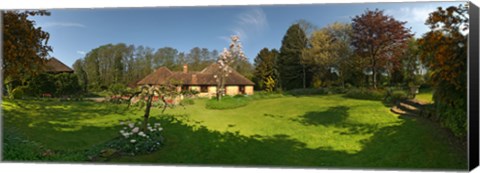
[44,57,74,73]
[137,63,254,86]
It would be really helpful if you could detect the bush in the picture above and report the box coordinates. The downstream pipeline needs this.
[286,88,328,96]
[344,88,385,101]
[27,73,57,97]
[9,86,28,99]
[249,91,284,100]
[206,96,249,110]
[3,128,44,160]
[54,73,82,97]
[391,90,408,100]
[104,120,165,156]
[327,87,348,94]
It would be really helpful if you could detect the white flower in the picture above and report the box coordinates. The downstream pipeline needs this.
[130,139,136,143]
[123,133,130,138]
[132,127,139,133]
[138,131,145,136]
[128,123,134,128]
[158,127,163,131]
[154,123,161,127]
[120,121,124,125]
[120,130,125,134]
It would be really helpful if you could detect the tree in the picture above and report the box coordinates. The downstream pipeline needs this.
[418,4,468,136]
[303,22,355,88]
[127,81,180,131]
[254,48,279,91]
[401,38,425,91]
[215,35,247,101]
[2,10,52,94]
[302,27,337,87]
[73,59,88,92]
[54,73,82,98]
[154,47,178,70]
[277,24,309,90]
[351,9,413,89]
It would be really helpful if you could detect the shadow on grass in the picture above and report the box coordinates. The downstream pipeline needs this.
[110,115,467,170]
[290,106,349,126]
[2,99,138,151]
[2,100,467,170]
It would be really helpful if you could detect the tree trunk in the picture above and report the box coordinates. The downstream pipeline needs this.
[302,64,306,88]
[143,95,153,131]
[372,57,377,89]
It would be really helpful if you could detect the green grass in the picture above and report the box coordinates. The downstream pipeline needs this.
[416,88,434,103]
[2,95,466,170]
[205,96,250,110]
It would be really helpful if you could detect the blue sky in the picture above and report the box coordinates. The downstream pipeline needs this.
[29,1,463,68]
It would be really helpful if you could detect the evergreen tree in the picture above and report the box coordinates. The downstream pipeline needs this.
[254,48,279,90]
[277,24,309,90]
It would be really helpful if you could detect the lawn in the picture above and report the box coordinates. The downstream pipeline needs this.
[415,88,434,103]
[1,94,466,170]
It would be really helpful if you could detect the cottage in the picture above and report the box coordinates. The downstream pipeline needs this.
[44,57,74,74]
[137,64,254,97]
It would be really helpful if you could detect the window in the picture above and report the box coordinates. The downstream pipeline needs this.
[181,85,189,91]
[200,86,208,93]
[239,85,245,94]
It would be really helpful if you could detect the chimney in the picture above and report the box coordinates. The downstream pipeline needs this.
[192,74,197,84]
[183,64,188,73]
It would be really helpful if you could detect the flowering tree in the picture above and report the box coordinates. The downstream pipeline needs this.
[127,81,180,131]
[214,35,247,101]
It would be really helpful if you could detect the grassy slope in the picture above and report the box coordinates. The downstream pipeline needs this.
[1,95,466,169]
[415,88,434,103]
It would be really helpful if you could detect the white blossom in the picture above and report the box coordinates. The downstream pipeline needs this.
[130,139,136,143]
[132,127,140,133]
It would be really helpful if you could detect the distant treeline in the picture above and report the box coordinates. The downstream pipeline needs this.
[72,43,253,92]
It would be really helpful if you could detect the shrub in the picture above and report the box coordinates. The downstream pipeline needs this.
[250,91,284,100]
[344,88,385,101]
[391,90,408,100]
[327,87,348,94]
[54,73,82,97]
[9,86,28,99]
[206,96,249,110]
[103,120,165,156]
[27,73,56,97]
[3,128,44,160]
[286,88,328,96]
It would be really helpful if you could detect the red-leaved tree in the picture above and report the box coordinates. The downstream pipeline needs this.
[351,9,413,89]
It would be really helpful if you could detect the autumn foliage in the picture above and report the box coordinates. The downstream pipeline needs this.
[2,11,52,87]
[418,4,468,137]
[351,9,413,89]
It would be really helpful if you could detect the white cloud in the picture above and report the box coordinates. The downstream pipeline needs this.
[384,6,437,37]
[43,22,86,28]
[76,50,86,55]
[220,7,268,43]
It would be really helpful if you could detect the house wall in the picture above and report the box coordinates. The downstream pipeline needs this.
[175,85,253,98]
[245,86,254,95]
[226,86,239,96]
[189,86,200,92]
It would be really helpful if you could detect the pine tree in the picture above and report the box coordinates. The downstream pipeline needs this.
[277,24,309,90]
